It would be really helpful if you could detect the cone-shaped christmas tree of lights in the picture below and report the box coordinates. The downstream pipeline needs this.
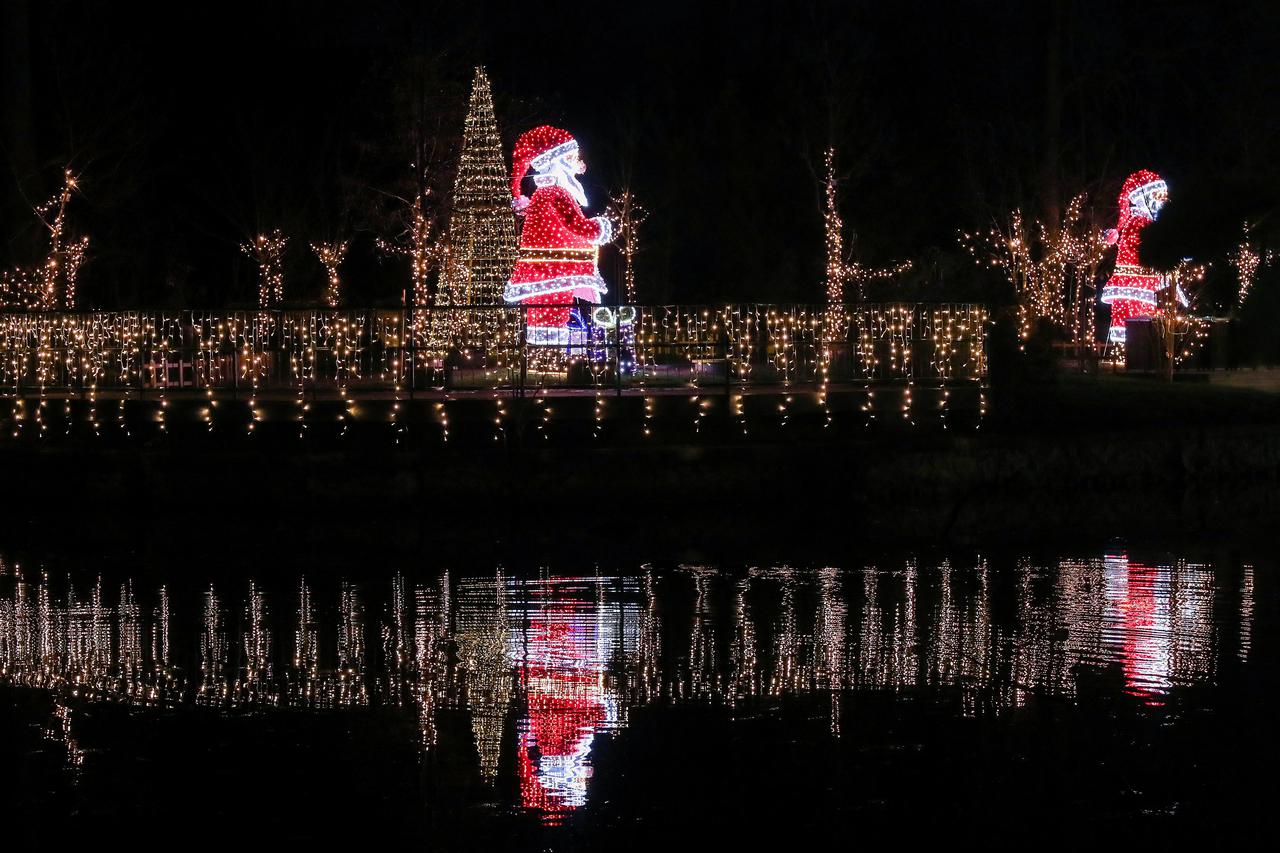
[432,66,519,355]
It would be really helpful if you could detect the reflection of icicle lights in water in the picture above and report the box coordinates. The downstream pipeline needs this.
[1239,564,1254,663]
[0,557,1254,821]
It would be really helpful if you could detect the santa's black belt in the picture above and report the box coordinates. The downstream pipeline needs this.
[519,247,597,262]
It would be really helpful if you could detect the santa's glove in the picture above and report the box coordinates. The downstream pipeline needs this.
[1103,228,1119,246]
[591,216,615,245]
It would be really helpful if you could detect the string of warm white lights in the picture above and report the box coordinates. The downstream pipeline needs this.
[433,67,520,360]
[819,149,911,427]
[608,187,645,305]
[1,170,88,311]
[242,230,288,309]
[822,149,912,322]
[0,304,989,440]
[377,193,446,388]
[1227,221,1267,309]
[310,241,349,308]
[1162,259,1210,366]
[961,193,1105,350]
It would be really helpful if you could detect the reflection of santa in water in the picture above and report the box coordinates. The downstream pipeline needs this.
[505,126,614,345]
[1102,554,1171,702]
[513,599,617,822]
[1100,169,1169,344]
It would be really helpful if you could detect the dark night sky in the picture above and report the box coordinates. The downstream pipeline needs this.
[3,0,1278,307]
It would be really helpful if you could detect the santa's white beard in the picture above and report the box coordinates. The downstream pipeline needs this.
[535,162,589,207]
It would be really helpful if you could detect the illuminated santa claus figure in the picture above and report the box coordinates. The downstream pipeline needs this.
[1100,169,1169,344]
[505,125,614,345]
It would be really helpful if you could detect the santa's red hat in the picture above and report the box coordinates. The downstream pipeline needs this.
[511,125,578,201]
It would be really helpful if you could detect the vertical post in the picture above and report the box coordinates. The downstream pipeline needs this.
[232,331,239,402]
[408,303,416,400]
[724,324,731,399]
[80,311,87,403]
[137,313,145,401]
[16,314,24,395]
[404,302,414,402]
[274,308,282,393]
[519,305,527,399]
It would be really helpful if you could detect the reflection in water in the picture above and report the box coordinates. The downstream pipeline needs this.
[198,585,225,705]
[42,698,84,772]
[512,578,625,821]
[1098,555,1220,703]
[456,571,513,782]
[0,553,1256,823]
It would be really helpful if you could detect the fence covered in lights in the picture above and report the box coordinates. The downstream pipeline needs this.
[0,304,987,398]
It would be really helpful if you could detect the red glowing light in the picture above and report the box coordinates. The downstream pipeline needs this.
[1100,169,1168,344]
[515,601,612,823]
[505,126,613,345]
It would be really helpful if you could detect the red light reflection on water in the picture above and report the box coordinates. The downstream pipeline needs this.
[513,591,619,824]
[1103,554,1172,703]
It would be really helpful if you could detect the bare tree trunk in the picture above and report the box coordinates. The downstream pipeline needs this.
[1042,0,1064,231]
[2,0,38,223]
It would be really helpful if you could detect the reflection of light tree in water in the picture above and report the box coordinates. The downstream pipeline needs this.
[685,569,718,699]
[728,574,759,703]
[455,573,513,782]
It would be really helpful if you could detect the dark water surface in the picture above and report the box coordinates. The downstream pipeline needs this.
[1,550,1274,846]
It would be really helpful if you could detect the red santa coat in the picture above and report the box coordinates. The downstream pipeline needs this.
[1100,170,1166,343]
[504,184,610,305]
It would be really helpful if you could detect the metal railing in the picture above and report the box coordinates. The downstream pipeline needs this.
[0,303,988,398]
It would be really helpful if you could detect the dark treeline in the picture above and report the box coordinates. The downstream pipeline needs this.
[2,0,1278,309]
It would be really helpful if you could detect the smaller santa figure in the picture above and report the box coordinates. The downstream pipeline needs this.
[1100,169,1169,344]
[505,126,614,345]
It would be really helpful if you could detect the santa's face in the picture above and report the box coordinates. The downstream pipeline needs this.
[534,150,590,208]
[1146,187,1167,217]
[1128,181,1168,220]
